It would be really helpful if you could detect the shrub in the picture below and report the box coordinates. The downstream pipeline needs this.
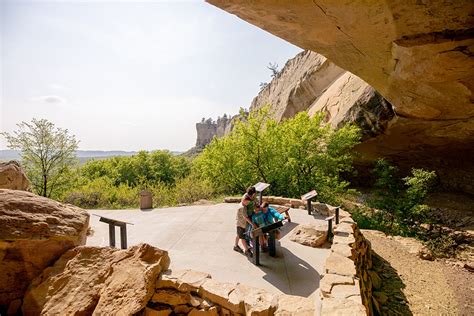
[175,175,215,204]
[364,159,436,233]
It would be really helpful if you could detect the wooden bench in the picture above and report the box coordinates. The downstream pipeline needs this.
[270,205,291,222]
[250,220,284,265]
[92,214,134,249]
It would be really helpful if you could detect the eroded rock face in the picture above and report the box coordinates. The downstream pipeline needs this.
[207,1,474,194]
[22,243,170,315]
[0,161,30,191]
[0,189,89,311]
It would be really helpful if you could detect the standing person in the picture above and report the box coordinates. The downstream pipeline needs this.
[234,186,257,257]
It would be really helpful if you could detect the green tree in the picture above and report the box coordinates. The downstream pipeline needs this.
[194,106,361,203]
[1,118,79,198]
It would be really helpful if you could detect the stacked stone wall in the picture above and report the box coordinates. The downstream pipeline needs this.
[145,269,315,315]
[319,207,381,316]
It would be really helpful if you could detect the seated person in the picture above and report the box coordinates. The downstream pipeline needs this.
[261,202,286,240]
[252,203,286,252]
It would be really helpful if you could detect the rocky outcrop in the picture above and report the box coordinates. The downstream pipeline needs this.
[23,243,170,315]
[251,50,347,120]
[0,161,30,191]
[308,72,395,139]
[207,1,474,194]
[195,115,235,149]
[0,189,89,312]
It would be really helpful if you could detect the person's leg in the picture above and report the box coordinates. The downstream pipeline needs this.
[240,238,249,251]
[234,227,244,253]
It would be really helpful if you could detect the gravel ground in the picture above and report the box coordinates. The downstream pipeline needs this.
[363,230,474,316]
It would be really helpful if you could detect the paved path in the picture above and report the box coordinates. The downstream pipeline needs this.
[86,203,330,300]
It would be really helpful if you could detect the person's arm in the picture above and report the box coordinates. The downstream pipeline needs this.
[270,207,285,221]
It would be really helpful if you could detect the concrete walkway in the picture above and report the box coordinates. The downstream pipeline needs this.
[86,203,330,300]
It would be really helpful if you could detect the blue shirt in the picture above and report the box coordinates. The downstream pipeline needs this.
[252,207,284,228]
[263,207,285,224]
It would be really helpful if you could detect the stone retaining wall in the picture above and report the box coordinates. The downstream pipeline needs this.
[145,269,315,315]
[318,206,381,316]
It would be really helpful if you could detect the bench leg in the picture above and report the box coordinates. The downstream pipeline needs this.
[268,231,276,257]
[253,236,260,265]
[285,211,291,222]
[108,224,116,248]
[120,224,127,249]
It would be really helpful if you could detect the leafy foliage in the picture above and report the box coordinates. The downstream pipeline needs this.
[194,106,361,204]
[366,159,436,232]
[61,150,215,209]
[1,118,79,198]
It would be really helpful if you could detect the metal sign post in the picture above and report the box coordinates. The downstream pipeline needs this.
[253,182,270,206]
[301,190,318,215]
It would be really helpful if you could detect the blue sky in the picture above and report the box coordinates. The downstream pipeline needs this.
[0,0,301,151]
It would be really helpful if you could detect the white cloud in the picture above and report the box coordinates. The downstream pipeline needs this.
[29,95,67,104]
[48,83,67,91]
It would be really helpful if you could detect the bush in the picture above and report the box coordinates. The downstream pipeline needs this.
[362,159,436,234]
[175,175,215,204]
[425,235,457,258]
[63,177,139,209]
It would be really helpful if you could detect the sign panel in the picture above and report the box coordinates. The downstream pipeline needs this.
[301,190,318,201]
[254,182,270,192]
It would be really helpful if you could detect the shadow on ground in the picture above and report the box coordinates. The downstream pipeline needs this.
[372,251,413,316]
[258,246,321,297]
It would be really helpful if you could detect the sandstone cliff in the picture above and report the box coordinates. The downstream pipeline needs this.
[251,50,395,140]
[207,1,474,194]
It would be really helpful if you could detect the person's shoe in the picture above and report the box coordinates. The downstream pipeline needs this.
[233,245,243,253]
[245,249,253,258]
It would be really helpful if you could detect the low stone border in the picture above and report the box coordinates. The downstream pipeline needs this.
[146,269,315,315]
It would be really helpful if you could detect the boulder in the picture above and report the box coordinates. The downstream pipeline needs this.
[22,243,170,315]
[0,189,89,310]
[0,161,30,191]
[290,224,327,247]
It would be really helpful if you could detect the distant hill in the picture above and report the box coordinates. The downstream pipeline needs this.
[0,149,183,163]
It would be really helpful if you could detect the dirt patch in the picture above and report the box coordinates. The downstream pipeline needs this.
[363,230,474,315]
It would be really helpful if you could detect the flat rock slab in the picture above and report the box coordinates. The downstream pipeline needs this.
[86,204,330,299]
